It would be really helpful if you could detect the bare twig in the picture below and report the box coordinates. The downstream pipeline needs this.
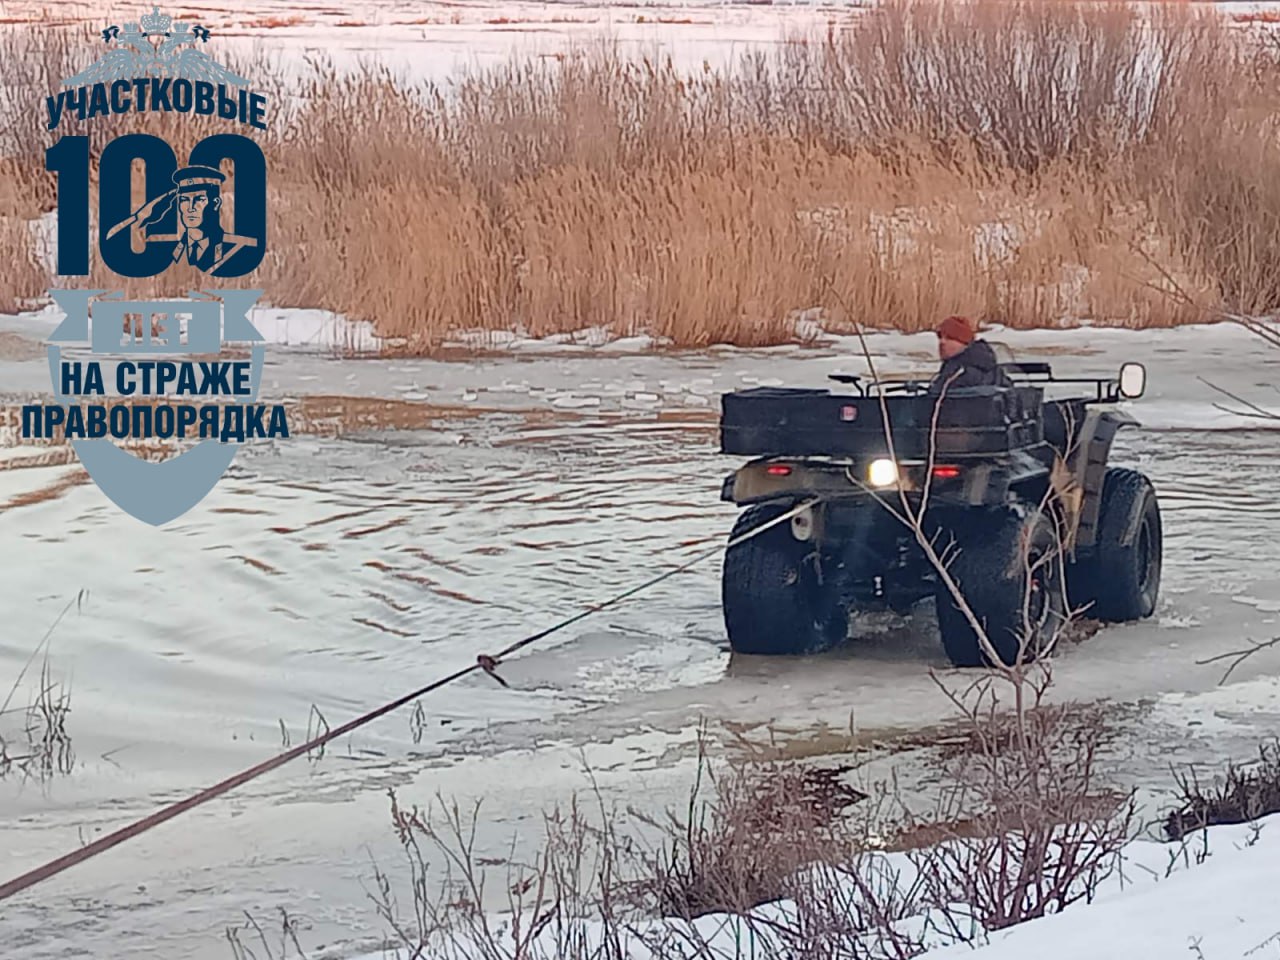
[1197,636,1280,685]
[1199,377,1280,422]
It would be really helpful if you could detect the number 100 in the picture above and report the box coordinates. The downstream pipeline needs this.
[46,133,267,279]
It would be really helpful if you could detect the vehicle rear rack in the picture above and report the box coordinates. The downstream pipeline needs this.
[997,362,1122,402]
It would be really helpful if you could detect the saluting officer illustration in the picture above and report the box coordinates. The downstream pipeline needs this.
[107,164,257,275]
[169,165,228,270]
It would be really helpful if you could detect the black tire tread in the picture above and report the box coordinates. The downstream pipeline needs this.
[722,504,846,655]
[1089,467,1162,622]
[935,509,1066,668]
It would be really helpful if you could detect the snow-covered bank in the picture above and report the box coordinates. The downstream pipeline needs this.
[923,822,1280,959]
[350,815,1280,960]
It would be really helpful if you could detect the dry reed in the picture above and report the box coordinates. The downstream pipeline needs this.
[1,1,1277,352]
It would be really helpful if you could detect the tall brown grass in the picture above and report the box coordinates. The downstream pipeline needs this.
[1,0,1278,351]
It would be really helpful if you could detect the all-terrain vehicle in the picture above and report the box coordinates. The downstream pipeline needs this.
[717,361,1162,667]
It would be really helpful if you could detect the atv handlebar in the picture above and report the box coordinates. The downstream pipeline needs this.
[827,373,931,397]
[876,380,931,396]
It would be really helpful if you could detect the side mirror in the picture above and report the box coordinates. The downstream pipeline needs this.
[1118,362,1146,400]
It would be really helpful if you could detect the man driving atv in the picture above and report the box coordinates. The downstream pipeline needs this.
[930,315,1011,393]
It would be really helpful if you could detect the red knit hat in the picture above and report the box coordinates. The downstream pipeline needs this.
[937,315,975,345]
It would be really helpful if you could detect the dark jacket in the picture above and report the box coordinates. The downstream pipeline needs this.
[929,339,1011,393]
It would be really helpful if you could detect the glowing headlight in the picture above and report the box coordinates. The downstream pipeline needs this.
[867,458,899,488]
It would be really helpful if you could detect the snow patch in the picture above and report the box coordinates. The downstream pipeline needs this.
[444,325,673,354]
[350,815,1280,960]
[248,307,385,353]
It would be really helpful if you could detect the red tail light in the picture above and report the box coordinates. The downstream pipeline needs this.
[766,464,793,477]
[931,465,962,479]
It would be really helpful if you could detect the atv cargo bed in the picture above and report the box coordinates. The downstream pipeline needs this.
[719,385,1045,459]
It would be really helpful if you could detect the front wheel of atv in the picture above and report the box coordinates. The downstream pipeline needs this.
[722,504,847,655]
[934,508,1068,668]
[1079,467,1162,622]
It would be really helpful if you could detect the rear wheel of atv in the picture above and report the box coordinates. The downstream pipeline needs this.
[1080,467,1162,622]
[722,503,847,655]
[934,508,1068,668]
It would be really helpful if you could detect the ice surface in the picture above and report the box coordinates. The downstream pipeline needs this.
[0,0,878,84]
[2,308,1279,959]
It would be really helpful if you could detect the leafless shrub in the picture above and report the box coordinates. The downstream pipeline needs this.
[368,683,1139,958]
[368,762,916,960]
[1163,741,1280,841]
[901,675,1134,936]
[369,784,645,960]
[632,750,865,920]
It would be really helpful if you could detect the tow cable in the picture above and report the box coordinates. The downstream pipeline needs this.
[0,497,820,902]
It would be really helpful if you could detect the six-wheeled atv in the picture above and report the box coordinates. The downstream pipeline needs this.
[717,361,1161,667]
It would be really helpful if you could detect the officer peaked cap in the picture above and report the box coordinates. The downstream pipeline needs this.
[172,165,226,190]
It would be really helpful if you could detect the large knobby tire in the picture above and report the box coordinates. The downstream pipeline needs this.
[1086,467,1163,622]
[934,508,1068,668]
[721,504,847,655]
